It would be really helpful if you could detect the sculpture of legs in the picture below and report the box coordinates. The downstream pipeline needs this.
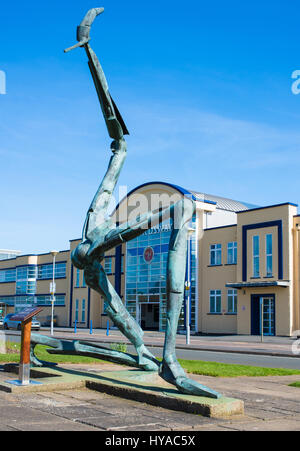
[159,200,221,399]
[30,333,158,369]
[83,260,159,371]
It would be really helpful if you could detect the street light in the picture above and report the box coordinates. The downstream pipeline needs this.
[50,250,58,336]
[185,227,195,345]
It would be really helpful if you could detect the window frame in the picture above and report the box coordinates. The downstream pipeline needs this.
[81,299,86,323]
[104,257,113,275]
[75,269,80,288]
[75,299,79,322]
[252,235,260,278]
[209,290,222,314]
[265,234,273,277]
[210,244,222,266]
[227,289,237,314]
[227,242,237,265]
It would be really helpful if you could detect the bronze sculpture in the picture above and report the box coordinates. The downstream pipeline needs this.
[31,7,221,399]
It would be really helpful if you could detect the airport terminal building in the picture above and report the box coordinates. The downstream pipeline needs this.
[1,181,300,337]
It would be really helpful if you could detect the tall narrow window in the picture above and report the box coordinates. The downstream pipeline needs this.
[82,299,86,323]
[253,236,260,277]
[209,290,222,313]
[210,244,222,266]
[227,242,237,264]
[105,257,113,274]
[75,269,80,287]
[75,299,79,322]
[227,289,237,314]
[266,234,273,276]
[82,272,86,288]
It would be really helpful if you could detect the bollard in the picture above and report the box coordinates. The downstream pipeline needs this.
[106,320,109,336]
[74,320,77,334]
[90,320,93,335]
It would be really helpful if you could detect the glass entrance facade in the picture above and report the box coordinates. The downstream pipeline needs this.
[125,217,196,332]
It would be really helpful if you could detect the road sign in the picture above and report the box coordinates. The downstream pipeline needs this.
[50,282,56,295]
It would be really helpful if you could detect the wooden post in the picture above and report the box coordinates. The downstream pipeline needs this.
[19,318,33,385]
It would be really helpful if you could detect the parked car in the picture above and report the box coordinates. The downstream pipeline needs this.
[3,314,40,331]
[0,317,3,328]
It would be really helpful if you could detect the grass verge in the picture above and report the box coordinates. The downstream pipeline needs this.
[0,343,109,365]
[178,359,300,378]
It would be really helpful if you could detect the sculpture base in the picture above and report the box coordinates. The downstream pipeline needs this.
[0,365,244,418]
[85,369,244,418]
[5,380,42,387]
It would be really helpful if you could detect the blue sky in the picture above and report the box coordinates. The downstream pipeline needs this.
[1,0,300,254]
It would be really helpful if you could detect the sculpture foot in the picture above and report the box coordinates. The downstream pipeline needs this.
[136,344,159,372]
[30,343,57,368]
[174,376,222,399]
[159,355,221,399]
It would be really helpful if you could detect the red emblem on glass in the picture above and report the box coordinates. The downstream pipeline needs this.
[143,247,154,264]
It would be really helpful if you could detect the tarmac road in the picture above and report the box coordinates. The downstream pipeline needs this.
[140,346,300,370]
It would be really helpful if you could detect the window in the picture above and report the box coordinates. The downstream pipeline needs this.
[227,289,237,314]
[17,266,37,280]
[75,299,79,322]
[105,257,113,274]
[210,290,222,314]
[227,242,237,265]
[266,234,273,276]
[0,268,16,283]
[82,272,86,288]
[0,296,15,306]
[82,299,86,323]
[16,280,36,295]
[35,295,65,306]
[15,266,37,295]
[75,269,80,287]
[37,263,66,280]
[210,244,222,266]
[253,236,260,277]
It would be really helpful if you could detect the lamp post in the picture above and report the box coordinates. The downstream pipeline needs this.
[50,250,58,336]
[185,228,195,345]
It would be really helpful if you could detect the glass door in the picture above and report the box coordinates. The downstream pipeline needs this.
[262,297,275,336]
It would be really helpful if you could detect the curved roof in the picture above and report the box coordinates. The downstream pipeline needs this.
[115,181,257,213]
[189,190,258,212]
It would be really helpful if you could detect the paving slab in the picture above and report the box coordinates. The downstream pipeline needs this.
[10,420,100,431]
[0,364,244,419]
[222,416,300,431]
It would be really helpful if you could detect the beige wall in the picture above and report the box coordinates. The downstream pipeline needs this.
[199,225,238,334]
[236,204,297,336]
[293,216,300,332]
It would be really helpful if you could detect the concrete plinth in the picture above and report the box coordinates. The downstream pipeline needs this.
[0,365,244,418]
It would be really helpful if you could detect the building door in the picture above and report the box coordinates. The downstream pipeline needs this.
[140,303,159,331]
[251,295,275,336]
[262,297,275,336]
